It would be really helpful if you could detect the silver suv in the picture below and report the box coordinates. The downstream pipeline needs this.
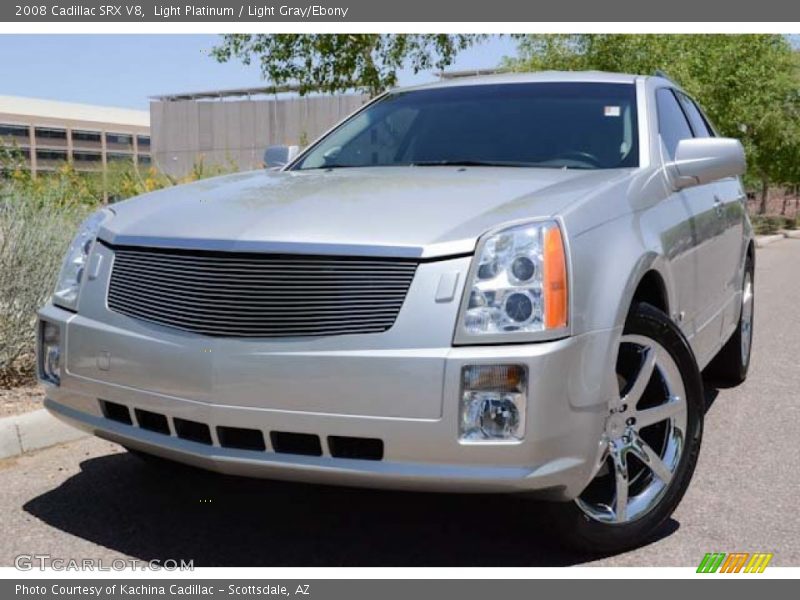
[38,72,753,552]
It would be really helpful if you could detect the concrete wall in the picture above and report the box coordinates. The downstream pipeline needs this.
[151,94,368,177]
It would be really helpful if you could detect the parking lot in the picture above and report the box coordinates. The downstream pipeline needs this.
[1,240,799,567]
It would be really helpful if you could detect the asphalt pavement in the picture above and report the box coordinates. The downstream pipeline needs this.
[1,239,799,567]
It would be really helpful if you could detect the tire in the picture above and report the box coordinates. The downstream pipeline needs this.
[705,255,754,386]
[549,302,704,554]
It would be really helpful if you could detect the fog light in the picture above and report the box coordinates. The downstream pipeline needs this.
[40,321,61,385]
[460,365,526,441]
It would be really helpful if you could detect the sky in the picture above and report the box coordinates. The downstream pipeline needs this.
[1,34,797,112]
[0,35,519,111]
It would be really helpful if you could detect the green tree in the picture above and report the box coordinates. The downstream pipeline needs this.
[211,34,486,97]
[772,100,800,215]
[504,35,800,213]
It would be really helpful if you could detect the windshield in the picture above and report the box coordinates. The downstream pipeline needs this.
[293,82,639,171]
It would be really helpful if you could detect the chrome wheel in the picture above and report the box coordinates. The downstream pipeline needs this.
[740,271,754,366]
[577,334,687,524]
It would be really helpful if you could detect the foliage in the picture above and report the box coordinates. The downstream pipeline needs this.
[750,215,796,235]
[211,34,487,97]
[0,158,237,385]
[0,150,238,207]
[0,190,88,385]
[503,35,800,209]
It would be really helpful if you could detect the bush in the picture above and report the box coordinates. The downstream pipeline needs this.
[0,189,89,385]
[782,216,799,230]
[750,215,786,235]
[0,158,238,386]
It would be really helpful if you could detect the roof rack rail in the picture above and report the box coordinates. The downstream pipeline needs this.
[653,69,677,84]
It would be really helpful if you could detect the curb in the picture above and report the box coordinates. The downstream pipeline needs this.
[755,233,789,248]
[0,409,87,459]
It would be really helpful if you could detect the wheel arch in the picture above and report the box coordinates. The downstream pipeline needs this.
[630,269,669,314]
[613,253,677,332]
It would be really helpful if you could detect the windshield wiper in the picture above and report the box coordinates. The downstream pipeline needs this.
[300,160,588,170]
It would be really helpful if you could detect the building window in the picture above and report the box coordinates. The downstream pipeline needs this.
[0,124,29,139]
[106,133,133,147]
[36,149,67,159]
[72,130,102,144]
[136,135,150,148]
[107,152,133,162]
[35,127,67,140]
[35,149,68,166]
[137,154,152,166]
[73,151,102,163]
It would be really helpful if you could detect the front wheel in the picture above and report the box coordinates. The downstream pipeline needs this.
[551,302,704,554]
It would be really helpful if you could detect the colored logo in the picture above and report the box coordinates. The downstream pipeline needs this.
[697,552,773,573]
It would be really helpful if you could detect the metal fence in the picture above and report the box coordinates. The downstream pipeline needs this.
[150,94,368,178]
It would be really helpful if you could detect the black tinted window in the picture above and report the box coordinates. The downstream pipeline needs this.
[295,83,639,170]
[656,88,693,159]
[0,124,28,138]
[676,92,714,138]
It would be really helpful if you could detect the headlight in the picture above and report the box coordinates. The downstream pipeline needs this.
[455,220,568,343]
[53,208,111,311]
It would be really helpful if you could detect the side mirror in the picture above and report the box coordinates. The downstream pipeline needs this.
[263,145,300,170]
[671,138,746,190]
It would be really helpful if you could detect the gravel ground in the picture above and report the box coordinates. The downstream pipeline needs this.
[0,384,44,418]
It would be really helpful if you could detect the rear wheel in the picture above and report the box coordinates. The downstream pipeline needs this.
[551,302,704,553]
[705,256,754,385]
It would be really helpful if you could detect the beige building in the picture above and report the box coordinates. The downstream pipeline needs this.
[0,96,150,176]
[150,87,367,178]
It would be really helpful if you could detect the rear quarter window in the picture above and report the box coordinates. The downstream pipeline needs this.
[676,92,715,138]
[656,88,694,160]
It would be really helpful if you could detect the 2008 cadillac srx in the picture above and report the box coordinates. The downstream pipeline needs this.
[38,72,754,551]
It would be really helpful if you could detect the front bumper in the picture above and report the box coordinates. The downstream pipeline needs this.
[37,250,619,500]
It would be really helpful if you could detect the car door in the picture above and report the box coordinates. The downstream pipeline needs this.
[655,88,727,365]
[676,92,747,342]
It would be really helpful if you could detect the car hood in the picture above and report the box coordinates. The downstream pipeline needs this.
[101,167,634,258]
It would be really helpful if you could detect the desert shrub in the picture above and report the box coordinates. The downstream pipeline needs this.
[0,188,89,384]
[750,215,786,235]
[3,163,104,206]
[0,157,239,385]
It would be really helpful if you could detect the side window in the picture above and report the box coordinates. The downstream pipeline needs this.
[676,92,715,138]
[656,88,693,160]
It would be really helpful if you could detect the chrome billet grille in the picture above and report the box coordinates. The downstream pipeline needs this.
[106,245,418,338]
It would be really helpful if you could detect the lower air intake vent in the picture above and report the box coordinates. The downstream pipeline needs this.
[134,409,170,434]
[270,431,323,456]
[99,400,132,425]
[217,426,266,451]
[174,418,212,445]
[328,436,384,461]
